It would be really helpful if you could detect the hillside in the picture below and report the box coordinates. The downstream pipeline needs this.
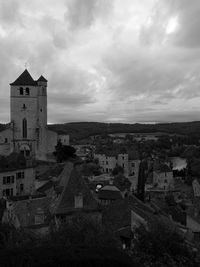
[48,121,200,141]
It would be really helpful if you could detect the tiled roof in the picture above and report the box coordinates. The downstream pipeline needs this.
[36,163,64,181]
[102,195,161,232]
[10,69,37,86]
[54,167,98,215]
[37,75,47,82]
[98,185,122,200]
[13,196,51,227]
[37,180,54,193]
[154,163,172,173]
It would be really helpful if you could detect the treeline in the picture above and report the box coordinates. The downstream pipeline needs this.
[48,121,200,141]
[0,215,198,267]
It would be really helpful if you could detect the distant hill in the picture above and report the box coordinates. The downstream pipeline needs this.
[48,121,200,141]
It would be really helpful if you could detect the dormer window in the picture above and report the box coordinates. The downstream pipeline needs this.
[74,193,83,208]
[25,87,30,95]
[19,87,23,95]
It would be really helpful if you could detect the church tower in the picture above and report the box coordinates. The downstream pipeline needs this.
[10,69,48,160]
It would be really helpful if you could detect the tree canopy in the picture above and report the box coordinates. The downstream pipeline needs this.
[54,141,76,162]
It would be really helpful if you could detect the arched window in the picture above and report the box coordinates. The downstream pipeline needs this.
[19,87,23,95]
[25,87,30,95]
[22,118,27,138]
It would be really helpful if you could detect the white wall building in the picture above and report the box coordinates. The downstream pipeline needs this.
[0,69,69,161]
[94,153,140,190]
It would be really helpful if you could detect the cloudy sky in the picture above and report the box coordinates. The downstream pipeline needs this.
[0,0,200,124]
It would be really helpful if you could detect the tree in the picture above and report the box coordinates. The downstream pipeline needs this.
[54,140,76,162]
[112,165,124,175]
[81,162,102,176]
[113,174,131,192]
[131,221,198,267]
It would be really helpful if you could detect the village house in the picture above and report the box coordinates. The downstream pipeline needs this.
[94,152,140,191]
[152,163,174,190]
[98,184,123,206]
[51,162,101,225]
[0,153,35,198]
[0,69,69,161]
[2,195,51,235]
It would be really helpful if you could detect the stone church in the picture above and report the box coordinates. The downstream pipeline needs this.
[0,69,69,161]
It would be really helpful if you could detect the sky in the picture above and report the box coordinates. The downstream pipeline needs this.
[0,0,200,124]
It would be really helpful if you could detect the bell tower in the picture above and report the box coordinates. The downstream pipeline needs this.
[10,69,48,160]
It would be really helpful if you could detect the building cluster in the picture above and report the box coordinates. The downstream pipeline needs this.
[0,69,200,252]
[0,69,69,161]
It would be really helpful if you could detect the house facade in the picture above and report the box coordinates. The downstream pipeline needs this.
[0,69,69,161]
[0,167,35,198]
[94,153,140,190]
[153,163,174,190]
[52,163,101,225]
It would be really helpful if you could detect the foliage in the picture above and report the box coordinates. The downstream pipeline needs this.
[112,165,124,175]
[0,216,134,267]
[48,121,200,141]
[81,162,102,176]
[113,174,131,192]
[0,224,39,249]
[131,221,198,267]
[182,146,200,159]
[53,140,76,162]
[47,214,120,249]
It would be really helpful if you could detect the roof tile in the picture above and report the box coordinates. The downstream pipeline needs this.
[10,69,37,86]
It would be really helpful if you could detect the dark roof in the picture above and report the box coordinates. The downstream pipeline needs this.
[102,195,160,232]
[154,163,172,173]
[9,193,46,201]
[37,75,47,82]
[98,185,122,200]
[10,69,37,86]
[37,180,54,193]
[55,168,98,215]
[13,197,51,227]
[36,164,64,181]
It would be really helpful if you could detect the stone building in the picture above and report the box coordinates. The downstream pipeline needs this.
[0,69,69,161]
[0,153,35,198]
[153,163,174,190]
[94,152,140,190]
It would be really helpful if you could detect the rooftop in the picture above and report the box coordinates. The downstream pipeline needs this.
[154,163,172,173]
[10,69,47,86]
[54,165,98,215]
[37,75,47,82]
[98,185,122,200]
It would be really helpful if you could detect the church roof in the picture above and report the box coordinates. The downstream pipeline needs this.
[37,75,47,82]
[10,69,37,86]
[10,70,48,86]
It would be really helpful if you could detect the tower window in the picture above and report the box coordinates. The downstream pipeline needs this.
[19,87,23,95]
[25,87,30,95]
[4,138,7,143]
[22,118,27,138]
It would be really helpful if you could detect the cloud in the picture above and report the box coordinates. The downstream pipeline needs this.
[1,0,200,124]
[64,0,113,30]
